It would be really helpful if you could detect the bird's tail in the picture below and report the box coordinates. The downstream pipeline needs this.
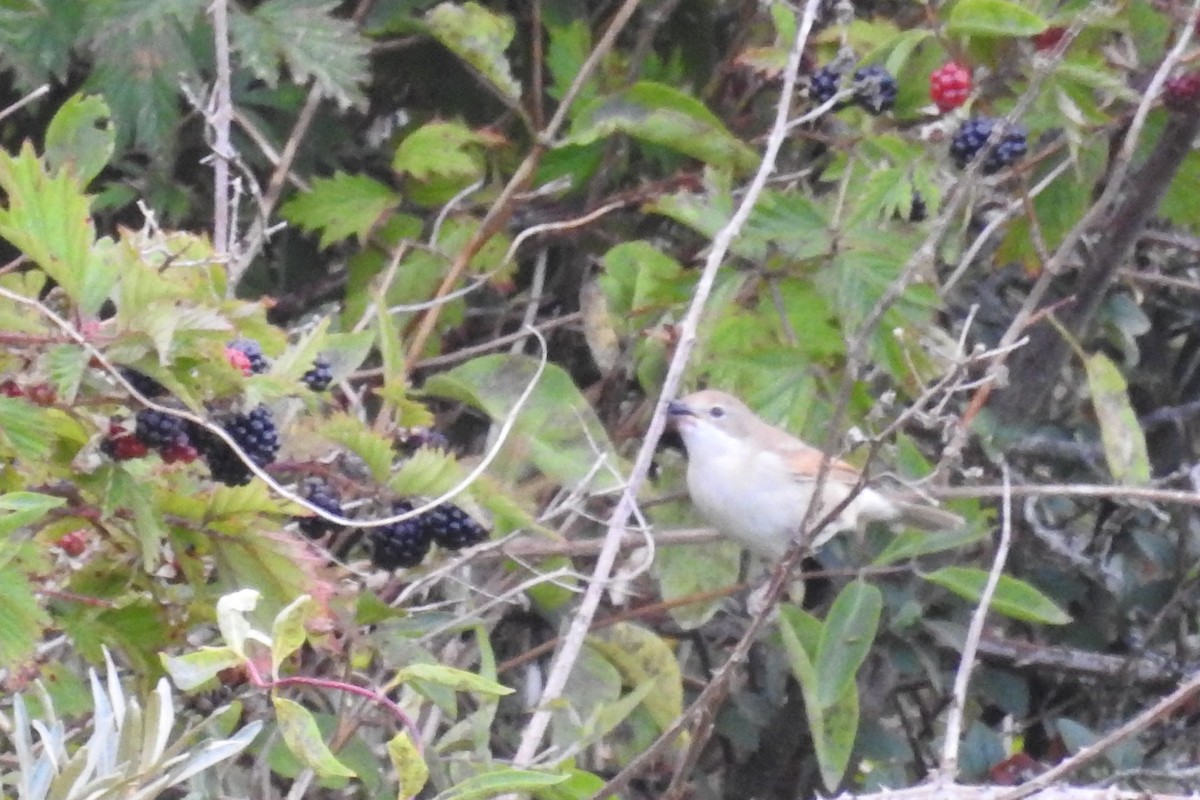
[894,501,964,531]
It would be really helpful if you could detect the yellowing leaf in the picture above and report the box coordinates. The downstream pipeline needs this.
[274,696,357,779]
[1085,352,1151,485]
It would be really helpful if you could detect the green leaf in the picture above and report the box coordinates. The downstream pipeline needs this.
[0,142,106,314]
[924,567,1072,625]
[1084,352,1151,485]
[873,525,988,565]
[274,696,358,779]
[588,623,684,738]
[387,732,429,798]
[44,344,88,405]
[271,595,313,677]
[390,662,513,696]
[598,241,692,335]
[566,82,759,174]
[423,354,625,491]
[320,413,395,482]
[425,2,521,102]
[0,561,48,670]
[44,94,115,185]
[0,491,65,537]
[388,446,463,498]
[777,605,859,792]
[0,1,82,89]
[433,767,569,800]
[161,646,245,691]
[815,580,882,708]
[946,0,1047,37]
[393,120,486,181]
[230,0,370,109]
[280,172,399,250]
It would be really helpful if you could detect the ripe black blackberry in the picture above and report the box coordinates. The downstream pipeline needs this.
[852,65,897,114]
[135,408,189,448]
[950,117,1027,173]
[809,66,843,105]
[227,338,270,374]
[370,501,432,570]
[397,427,450,454]
[119,368,168,399]
[909,192,928,222]
[297,479,344,538]
[190,406,280,486]
[302,355,333,391]
[424,503,488,550]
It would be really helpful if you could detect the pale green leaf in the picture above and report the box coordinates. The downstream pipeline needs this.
[271,596,314,677]
[160,647,245,691]
[274,696,357,778]
[566,81,758,173]
[0,491,66,537]
[433,767,568,800]
[924,567,1071,625]
[0,562,48,669]
[946,0,1047,37]
[44,344,88,405]
[589,623,684,737]
[426,1,520,101]
[390,662,513,696]
[393,120,486,181]
[423,354,625,491]
[1085,352,1151,485]
[387,732,429,798]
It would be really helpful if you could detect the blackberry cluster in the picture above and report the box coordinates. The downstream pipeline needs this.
[227,339,270,374]
[370,501,433,570]
[302,356,333,391]
[367,500,489,570]
[135,408,189,448]
[809,66,843,105]
[297,479,344,538]
[950,117,1027,173]
[191,406,281,486]
[852,65,897,114]
[119,368,168,399]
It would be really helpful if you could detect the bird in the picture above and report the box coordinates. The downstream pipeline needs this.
[666,389,963,559]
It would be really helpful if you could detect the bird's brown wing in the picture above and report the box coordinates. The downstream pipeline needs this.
[777,440,863,484]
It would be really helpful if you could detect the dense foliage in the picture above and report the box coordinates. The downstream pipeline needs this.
[4,1,1200,799]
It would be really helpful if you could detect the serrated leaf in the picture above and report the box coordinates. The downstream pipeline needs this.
[44,94,115,185]
[423,354,624,491]
[946,0,1046,37]
[0,398,53,460]
[426,2,520,101]
[280,172,399,250]
[390,662,513,696]
[389,446,463,497]
[0,2,82,89]
[388,732,430,797]
[0,142,107,313]
[432,767,568,800]
[924,567,1071,625]
[598,241,692,336]
[815,580,882,708]
[274,696,357,778]
[321,413,395,482]
[161,647,245,691]
[1085,352,1151,485]
[230,0,370,109]
[44,343,88,405]
[566,81,758,173]
[0,562,48,669]
[271,596,313,677]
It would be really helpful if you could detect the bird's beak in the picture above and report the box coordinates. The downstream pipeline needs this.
[667,400,695,420]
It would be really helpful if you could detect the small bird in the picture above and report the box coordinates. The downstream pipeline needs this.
[667,389,963,558]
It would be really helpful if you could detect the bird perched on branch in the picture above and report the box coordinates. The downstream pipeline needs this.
[667,389,963,559]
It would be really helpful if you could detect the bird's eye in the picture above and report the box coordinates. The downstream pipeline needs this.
[709,406,725,419]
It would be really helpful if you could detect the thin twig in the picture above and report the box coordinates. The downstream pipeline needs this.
[938,464,1013,780]
[0,84,50,126]
[209,0,234,259]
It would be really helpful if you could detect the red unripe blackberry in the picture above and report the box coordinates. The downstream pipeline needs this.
[56,528,90,556]
[225,347,253,376]
[161,441,200,464]
[227,339,269,374]
[1164,72,1200,111]
[102,434,149,460]
[930,62,971,112]
[1032,26,1066,51]
[0,380,23,398]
